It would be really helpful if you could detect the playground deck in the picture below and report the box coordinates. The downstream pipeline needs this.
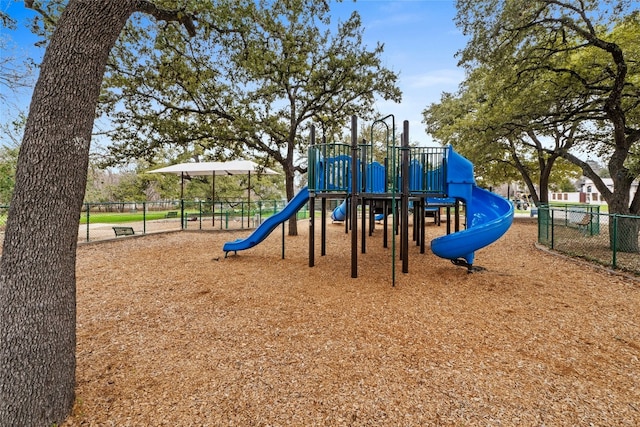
[63,218,640,426]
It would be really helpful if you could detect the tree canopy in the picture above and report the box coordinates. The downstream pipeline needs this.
[423,64,583,204]
[100,0,401,233]
[450,0,639,216]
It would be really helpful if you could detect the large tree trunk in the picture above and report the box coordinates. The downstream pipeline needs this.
[0,2,133,425]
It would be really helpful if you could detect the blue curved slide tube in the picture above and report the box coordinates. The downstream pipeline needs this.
[223,186,309,255]
[430,146,513,266]
[331,199,347,221]
[431,185,514,266]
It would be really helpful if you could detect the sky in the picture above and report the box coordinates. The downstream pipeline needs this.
[0,0,467,147]
[330,0,467,145]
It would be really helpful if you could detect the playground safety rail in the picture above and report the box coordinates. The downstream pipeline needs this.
[308,142,448,196]
[537,204,640,276]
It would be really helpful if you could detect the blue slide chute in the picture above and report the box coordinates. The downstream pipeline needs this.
[331,199,347,222]
[223,186,309,255]
[430,147,514,266]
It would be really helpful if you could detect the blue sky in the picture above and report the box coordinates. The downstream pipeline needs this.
[0,0,467,146]
[331,0,466,144]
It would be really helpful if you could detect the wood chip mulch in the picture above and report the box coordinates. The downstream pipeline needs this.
[63,218,640,426]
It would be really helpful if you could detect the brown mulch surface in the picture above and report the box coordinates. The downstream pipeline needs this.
[64,218,640,426]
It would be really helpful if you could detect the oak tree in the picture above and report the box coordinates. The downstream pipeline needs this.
[452,0,639,250]
[0,1,196,425]
[101,0,401,235]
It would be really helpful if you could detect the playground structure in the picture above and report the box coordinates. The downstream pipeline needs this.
[224,115,514,283]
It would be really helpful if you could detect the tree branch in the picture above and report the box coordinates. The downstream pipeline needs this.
[24,0,57,27]
[133,0,196,37]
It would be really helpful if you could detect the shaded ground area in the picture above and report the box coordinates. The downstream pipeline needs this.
[63,218,639,425]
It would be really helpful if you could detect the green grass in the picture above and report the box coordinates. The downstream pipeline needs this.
[80,211,174,224]
[79,208,291,224]
[547,202,609,213]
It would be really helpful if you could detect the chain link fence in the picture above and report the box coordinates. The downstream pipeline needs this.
[0,199,311,246]
[538,204,640,276]
[79,199,312,243]
[6,200,636,276]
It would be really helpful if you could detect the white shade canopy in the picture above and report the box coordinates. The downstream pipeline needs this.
[148,160,280,228]
[149,160,279,176]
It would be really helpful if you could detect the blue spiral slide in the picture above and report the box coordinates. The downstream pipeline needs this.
[331,200,348,221]
[430,147,514,267]
[223,186,309,255]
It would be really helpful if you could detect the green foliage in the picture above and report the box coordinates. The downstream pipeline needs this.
[438,0,640,212]
[0,143,18,204]
[99,0,401,198]
[78,210,169,225]
[0,115,26,204]
[22,0,67,45]
[553,177,578,193]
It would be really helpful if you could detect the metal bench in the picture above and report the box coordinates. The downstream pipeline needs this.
[112,226,135,237]
[575,214,591,233]
[165,211,178,218]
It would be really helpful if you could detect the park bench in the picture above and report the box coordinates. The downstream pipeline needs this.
[574,213,592,233]
[112,226,135,237]
[165,211,178,218]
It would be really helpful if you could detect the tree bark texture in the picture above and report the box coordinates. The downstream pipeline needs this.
[0,1,133,425]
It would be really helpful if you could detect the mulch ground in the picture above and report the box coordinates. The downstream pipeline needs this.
[62,218,639,426]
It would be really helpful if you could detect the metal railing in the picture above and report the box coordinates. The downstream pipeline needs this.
[0,200,310,245]
[537,205,640,275]
[308,143,447,195]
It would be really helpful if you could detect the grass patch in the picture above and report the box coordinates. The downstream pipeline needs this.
[79,209,291,224]
[80,211,172,224]
[548,202,608,213]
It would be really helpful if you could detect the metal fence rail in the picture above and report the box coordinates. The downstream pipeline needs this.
[0,200,310,245]
[538,205,640,275]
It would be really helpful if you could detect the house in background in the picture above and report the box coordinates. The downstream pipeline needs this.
[549,177,639,206]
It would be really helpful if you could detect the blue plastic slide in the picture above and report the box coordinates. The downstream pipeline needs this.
[223,186,309,255]
[331,199,347,221]
[430,185,514,265]
[430,147,514,266]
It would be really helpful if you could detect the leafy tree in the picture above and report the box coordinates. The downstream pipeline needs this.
[554,177,578,193]
[0,1,196,425]
[453,0,639,250]
[101,0,401,235]
[423,67,582,206]
[104,170,149,201]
